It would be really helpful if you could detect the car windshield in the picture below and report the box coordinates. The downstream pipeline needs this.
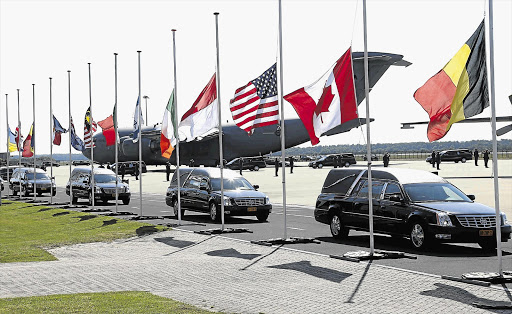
[94,174,119,183]
[26,173,50,180]
[210,177,254,191]
[403,183,471,202]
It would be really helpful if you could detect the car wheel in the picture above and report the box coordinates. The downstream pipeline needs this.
[88,192,93,206]
[409,222,429,249]
[209,202,219,222]
[455,160,459,163]
[254,166,259,171]
[13,190,17,196]
[318,163,323,169]
[37,192,42,197]
[23,186,30,197]
[256,211,269,222]
[330,213,349,239]
[72,196,78,204]
[461,158,467,163]
[344,162,350,168]
[52,189,56,197]
[122,197,130,205]
[478,239,497,251]
[173,198,184,218]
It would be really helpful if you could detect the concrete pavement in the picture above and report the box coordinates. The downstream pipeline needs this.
[1,228,512,313]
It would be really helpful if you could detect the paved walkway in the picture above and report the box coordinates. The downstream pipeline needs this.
[1,229,512,313]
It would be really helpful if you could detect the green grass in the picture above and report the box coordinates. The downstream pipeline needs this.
[0,200,167,263]
[0,291,221,313]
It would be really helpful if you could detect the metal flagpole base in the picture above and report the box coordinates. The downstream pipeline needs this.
[195,228,252,235]
[251,237,320,246]
[330,250,417,263]
[461,271,512,284]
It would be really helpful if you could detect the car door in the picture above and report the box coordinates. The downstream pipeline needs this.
[376,182,404,233]
[183,176,200,210]
[196,177,211,212]
[351,180,385,230]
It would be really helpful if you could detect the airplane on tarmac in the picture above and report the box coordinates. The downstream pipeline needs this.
[84,51,412,166]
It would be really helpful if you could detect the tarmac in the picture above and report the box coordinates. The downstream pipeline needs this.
[1,159,512,313]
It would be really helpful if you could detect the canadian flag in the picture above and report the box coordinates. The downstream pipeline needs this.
[285,47,358,145]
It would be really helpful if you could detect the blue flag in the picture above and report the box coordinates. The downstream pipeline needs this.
[132,96,144,142]
[53,115,68,146]
[70,117,85,151]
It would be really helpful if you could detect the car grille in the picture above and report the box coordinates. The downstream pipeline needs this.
[234,198,265,206]
[456,215,498,228]
[103,188,123,194]
[36,183,52,188]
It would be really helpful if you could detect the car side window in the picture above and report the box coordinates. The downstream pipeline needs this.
[186,176,200,189]
[357,180,385,199]
[383,183,402,200]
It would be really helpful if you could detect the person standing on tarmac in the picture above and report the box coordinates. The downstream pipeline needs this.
[474,149,479,166]
[134,163,139,180]
[274,158,279,177]
[290,157,294,174]
[435,151,441,170]
[483,150,490,168]
[120,163,126,180]
[431,151,436,168]
[165,162,171,181]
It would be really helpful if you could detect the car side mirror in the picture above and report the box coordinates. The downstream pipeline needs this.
[253,184,259,190]
[389,195,403,203]
[467,194,475,201]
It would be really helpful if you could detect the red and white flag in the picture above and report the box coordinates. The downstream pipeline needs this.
[178,73,218,142]
[285,47,358,145]
[230,64,279,134]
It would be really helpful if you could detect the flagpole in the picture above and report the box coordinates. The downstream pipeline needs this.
[17,89,21,199]
[487,0,502,276]
[88,63,95,210]
[172,29,182,225]
[5,94,10,198]
[137,51,143,217]
[278,0,287,239]
[32,84,36,202]
[114,53,119,214]
[363,0,374,255]
[49,78,54,204]
[214,12,225,230]
[68,71,73,206]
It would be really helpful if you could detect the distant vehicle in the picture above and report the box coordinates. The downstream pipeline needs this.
[66,166,131,205]
[264,158,290,167]
[166,167,272,222]
[298,155,314,162]
[314,168,511,250]
[0,166,18,181]
[42,161,60,167]
[362,154,379,161]
[425,149,473,163]
[9,168,56,197]
[72,160,90,166]
[226,157,267,171]
[309,154,357,168]
[111,161,147,175]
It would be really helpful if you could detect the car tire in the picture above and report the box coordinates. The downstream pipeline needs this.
[254,166,259,171]
[209,202,219,222]
[330,212,349,239]
[88,192,93,206]
[52,189,56,197]
[409,221,429,250]
[256,211,269,222]
[172,198,184,218]
[72,196,78,204]
[13,190,17,196]
[23,186,30,197]
[461,158,467,163]
[344,162,350,168]
[478,239,497,251]
[318,163,323,169]
[122,197,130,205]
[455,160,459,163]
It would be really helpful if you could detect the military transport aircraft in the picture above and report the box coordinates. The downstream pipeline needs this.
[84,51,411,166]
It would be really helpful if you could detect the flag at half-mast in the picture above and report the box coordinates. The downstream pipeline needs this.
[414,20,488,142]
[178,73,218,142]
[284,47,358,145]
[97,106,117,146]
[8,126,17,152]
[22,123,35,157]
[53,115,68,146]
[70,117,85,151]
[161,90,178,159]
[15,126,23,151]
[84,106,97,148]
[132,97,144,142]
[230,64,279,134]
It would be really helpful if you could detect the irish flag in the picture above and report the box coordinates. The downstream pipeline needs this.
[161,90,178,159]
[414,20,488,142]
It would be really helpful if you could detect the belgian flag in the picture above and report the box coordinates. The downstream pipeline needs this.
[414,20,488,142]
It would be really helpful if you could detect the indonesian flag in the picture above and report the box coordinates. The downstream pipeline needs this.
[178,73,218,142]
[285,47,358,145]
[97,112,116,146]
[161,90,178,158]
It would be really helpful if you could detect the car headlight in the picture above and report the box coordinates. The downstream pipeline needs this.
[94,186,101,193]
[265,196,270,204]
[125,186,130,193]
[436,213,453,227]
[223,197,231,206]
[501,213,508,225]
[28,183,33,188]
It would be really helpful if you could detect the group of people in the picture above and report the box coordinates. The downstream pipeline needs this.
[274,157,294,176]
[473,148,491,168]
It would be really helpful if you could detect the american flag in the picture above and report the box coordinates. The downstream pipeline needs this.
[84,106,97,148]
[230,63,279,134]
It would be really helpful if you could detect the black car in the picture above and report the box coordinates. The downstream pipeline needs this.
[166,167,272,222]
[314,168,511,250]
[9,168,56,197]
[362,154,379,161]
[0,165,18,181]
[66,166,131,205]
[426,149,473,163]
[111,161,147,175]
[72,160,90,166]
[309,154,357,168]
[226,157,267,171]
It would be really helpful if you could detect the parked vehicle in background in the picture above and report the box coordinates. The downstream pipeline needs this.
[72,160,90,166]
[425,149,473,163]
[166,167,272,222]
[111,161,147,175]
[9,168,56,197]
[314,168,511,250]
[66,166,130,205]
[0,166,18,181]
[362,154,379,161]
[309,153,357,168]
[226,157,267,171]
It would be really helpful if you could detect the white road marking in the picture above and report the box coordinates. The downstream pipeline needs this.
[274,212,314,218]
[287,227,305,231]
